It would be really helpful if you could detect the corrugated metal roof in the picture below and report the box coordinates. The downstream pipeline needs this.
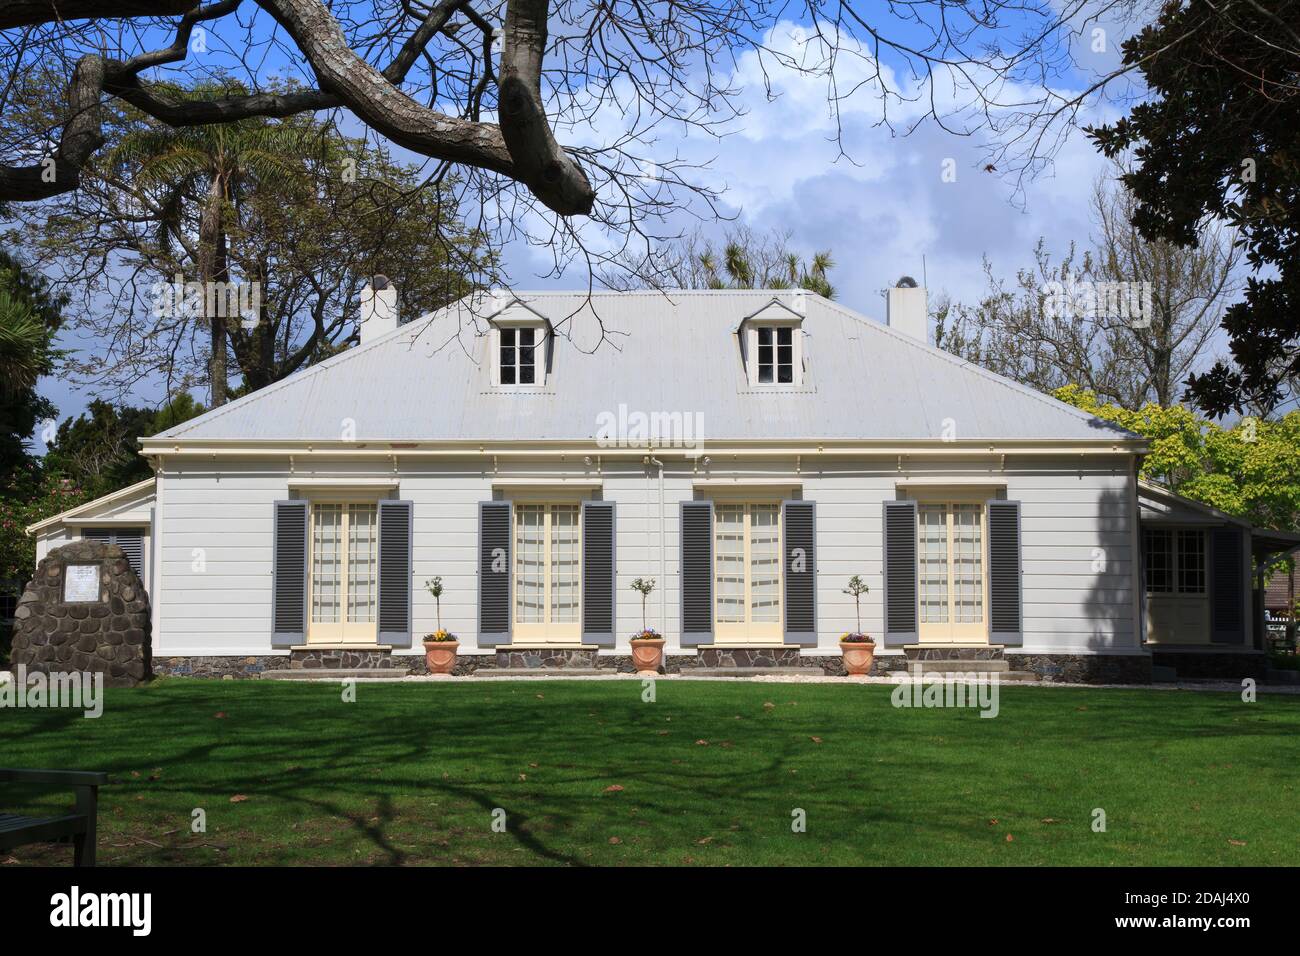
[153,291,1135,442]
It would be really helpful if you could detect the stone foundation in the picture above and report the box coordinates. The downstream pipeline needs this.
[148,647,1159,683]
[906,646,1004,661]
[1005,653,1152,684]
[1152,650,1267,681]
[154,655,291,679]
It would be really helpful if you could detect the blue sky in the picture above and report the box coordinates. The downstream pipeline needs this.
[33,3,1177,448]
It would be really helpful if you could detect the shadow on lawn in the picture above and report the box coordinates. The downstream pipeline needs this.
[4,679,1296,866]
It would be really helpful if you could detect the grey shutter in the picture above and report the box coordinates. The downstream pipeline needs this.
[582,500,616,645]
[987,500,1023,646]
[680,501,713,646]
[883,501,918,646]
[377,500,414,647]
[783,500,816,645]
[478,501,512,646]
[84,528,144,584]
[1210,526,1245,644]
[271,500,309,647]
[115,531,144,582]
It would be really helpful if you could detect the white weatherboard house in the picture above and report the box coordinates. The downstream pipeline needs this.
[29,284,1296,681]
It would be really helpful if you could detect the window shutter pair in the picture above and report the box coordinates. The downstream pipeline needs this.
[477,500,617,646]
[1209,527,1245,644]
[83,527,145,583]
[271,500,413,648]
[881,500,1022,646]
[678,500,817,646]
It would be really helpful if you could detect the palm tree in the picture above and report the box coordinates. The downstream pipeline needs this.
[0,290,52,398]
[107,110,321,406]
[695,239,835,298]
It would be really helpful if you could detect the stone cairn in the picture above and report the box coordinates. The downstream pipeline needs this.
[10,540,152,687]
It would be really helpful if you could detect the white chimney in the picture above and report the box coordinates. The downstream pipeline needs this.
[886,276,927,343]
[360,275,398,343]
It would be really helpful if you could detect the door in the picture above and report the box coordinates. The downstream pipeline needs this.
[308,502,379,644]
[1143,527,1210,643]
[513,503,582,643]
[714,502,783,643]
[917,501,987,642]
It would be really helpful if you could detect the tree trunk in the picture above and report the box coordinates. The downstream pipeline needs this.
[197,174,228,406]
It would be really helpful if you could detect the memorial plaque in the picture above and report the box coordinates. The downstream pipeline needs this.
[63,563,101,603]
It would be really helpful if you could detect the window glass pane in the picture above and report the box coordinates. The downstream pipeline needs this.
[1177,530,1205,594]
[1143,528,1173,593]
[311,504,342,624]
[777,359,793,384]
[346,504,377,623]
[750,505,781,622]
[714,504,746,623]
[777,327,792,345]
[519,365,535,385]
[952,504,983,623]
[519,327,535,347]
[918,504,949,623]
[758,328,772,346]
[550,505,580,622]
[500,364,516,385]
[500,328,515,347]
[515,505,545,623]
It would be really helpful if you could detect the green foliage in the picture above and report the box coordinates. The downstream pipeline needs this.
[631,577,656,631]
[0,469,91,582]
[0,248,65,484]
[842,574,870,635]
[1088,1,1300,415]
[1055,385,1300,531]
[43,394,205,500]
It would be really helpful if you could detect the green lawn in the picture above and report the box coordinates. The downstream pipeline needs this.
[1,678,1296,866]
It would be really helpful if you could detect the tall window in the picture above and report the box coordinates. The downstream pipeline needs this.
[514,504,581,641]
[1143,528,1205,594]
[499,326,537,385]
[917,502,985,640]
[309,502,378,643]
[714,502,782,641]
[756,326,794,384]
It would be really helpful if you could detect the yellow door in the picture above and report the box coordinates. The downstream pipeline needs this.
[918,501,987,643]
[308,502,379,644]
[513,503,582,643]
[714,502,783,643]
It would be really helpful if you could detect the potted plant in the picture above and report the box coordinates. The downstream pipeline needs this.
[422,576,458,674]
[840,575,876,677]
[629,577,665,675]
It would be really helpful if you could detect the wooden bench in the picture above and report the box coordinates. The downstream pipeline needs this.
[0,769,109,866]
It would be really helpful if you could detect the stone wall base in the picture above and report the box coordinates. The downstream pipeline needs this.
[1005,653,1152,684]
[1152,650,1267,681]
[151,648,1157,684]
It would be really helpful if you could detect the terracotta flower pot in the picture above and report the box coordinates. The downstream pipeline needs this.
[840,639,876,677]
[423,639,459,675]
[630,638,666,675]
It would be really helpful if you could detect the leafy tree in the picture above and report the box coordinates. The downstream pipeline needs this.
[0,248,65,484]
[43,394,205,500]
[1089,0,1300,416]
[1056,385,1300,533]
[13,86,487,403]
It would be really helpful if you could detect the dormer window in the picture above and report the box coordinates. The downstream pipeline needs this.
[757,326,794,384]
[737,297,806,388]
[500,326,536,385]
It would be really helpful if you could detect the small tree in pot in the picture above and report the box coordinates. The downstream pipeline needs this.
[629,577,664,675]
[422,576,459,674]
[840,575,876,677]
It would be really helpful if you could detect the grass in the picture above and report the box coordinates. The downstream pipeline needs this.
[1,678,1297,866]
